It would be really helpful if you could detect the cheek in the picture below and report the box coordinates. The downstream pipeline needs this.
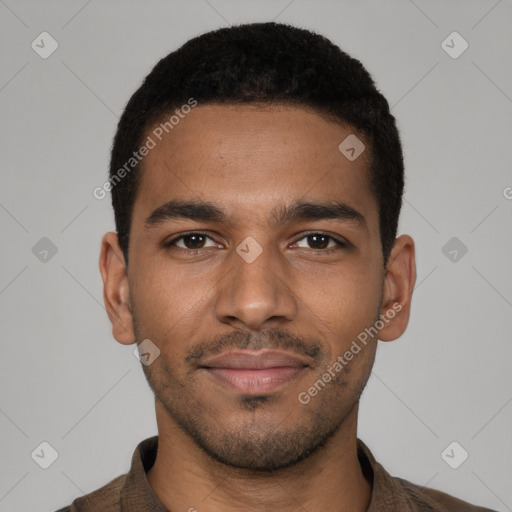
[130,260,211,345]
[296,267,383,361]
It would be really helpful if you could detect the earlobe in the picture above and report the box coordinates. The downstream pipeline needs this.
[99,232,136,345]
[378,235,417,342]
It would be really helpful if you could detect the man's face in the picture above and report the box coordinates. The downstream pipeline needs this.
[124,104,387,470]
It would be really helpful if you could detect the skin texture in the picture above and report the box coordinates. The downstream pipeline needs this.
[99,104,416,512]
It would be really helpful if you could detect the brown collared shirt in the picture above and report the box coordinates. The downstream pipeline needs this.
[55,436,496,511]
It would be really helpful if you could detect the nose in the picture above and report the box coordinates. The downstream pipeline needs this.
[213,241,298,331]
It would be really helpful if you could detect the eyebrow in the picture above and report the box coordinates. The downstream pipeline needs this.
[145,200,229,227]
[144,199,366,230]
[270,200,366,229]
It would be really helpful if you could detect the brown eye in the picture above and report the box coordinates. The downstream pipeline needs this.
[294,233,345,250]
[164,233,217,250]
[306,234,329,249]
[181,234,207,249]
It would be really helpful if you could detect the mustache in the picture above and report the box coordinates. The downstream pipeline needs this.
[185,327,326,367]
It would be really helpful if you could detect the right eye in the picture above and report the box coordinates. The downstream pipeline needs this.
[164,232,219,251]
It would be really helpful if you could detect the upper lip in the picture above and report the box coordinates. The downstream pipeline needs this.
[200,350,310,370]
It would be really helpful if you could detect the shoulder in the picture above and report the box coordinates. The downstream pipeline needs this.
[357,439,497,512]
[393,475,497,512]
[54,473,127,512]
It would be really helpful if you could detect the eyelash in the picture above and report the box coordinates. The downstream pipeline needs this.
[162,231,348,254]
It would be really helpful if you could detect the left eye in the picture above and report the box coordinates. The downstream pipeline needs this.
[293,233,345,250]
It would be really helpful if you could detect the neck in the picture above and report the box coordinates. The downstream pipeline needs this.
[147,400,372,512]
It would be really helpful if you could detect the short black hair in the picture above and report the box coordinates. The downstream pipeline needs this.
[109,21,404,266]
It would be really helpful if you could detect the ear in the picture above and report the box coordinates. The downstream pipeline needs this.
[378,234,417,342]
[99,232,136,345]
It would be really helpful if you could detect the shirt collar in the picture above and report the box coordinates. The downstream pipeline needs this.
[121,436,167,511]
[356,438,407,511]
[120,435,406,512]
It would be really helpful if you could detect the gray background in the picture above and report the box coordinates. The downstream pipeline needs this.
[1,1,511,511]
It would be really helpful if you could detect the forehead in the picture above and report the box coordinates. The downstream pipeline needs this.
[134,104,376,226]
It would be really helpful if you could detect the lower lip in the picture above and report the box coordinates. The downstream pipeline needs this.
[204,367,305,394]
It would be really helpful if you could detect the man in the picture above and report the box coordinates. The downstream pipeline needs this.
[57,22,496,512]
